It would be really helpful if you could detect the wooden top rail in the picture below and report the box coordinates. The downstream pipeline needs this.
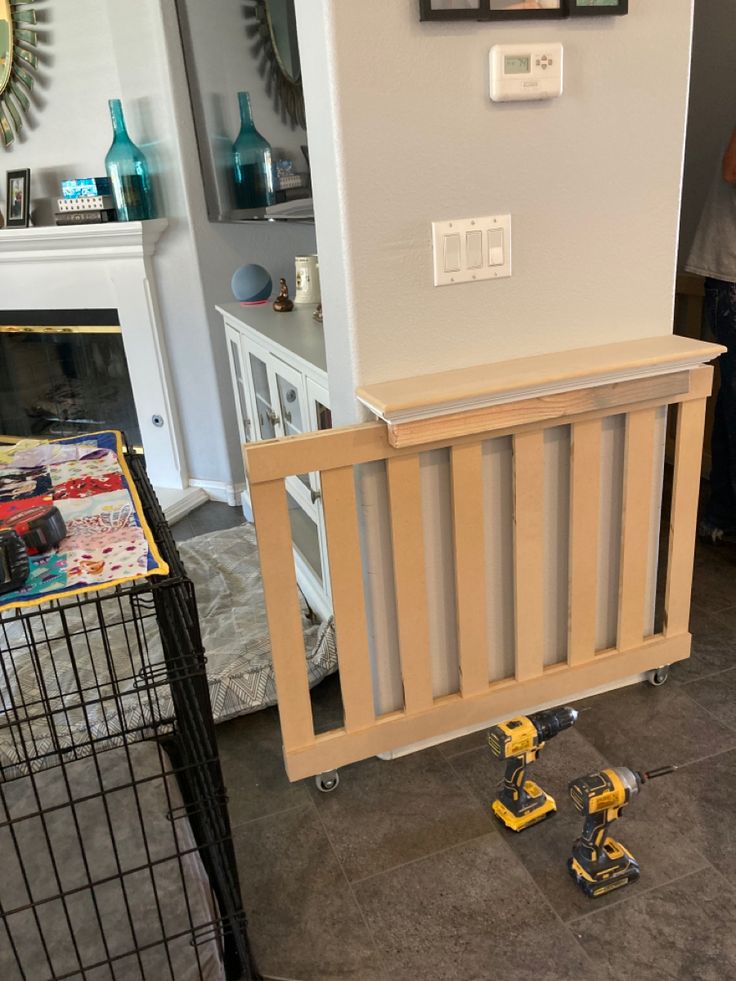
[357,335,721,420]
[245,363,716,483]
[355,335,723,450]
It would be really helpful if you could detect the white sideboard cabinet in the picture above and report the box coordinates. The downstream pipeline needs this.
[216,303,333,621]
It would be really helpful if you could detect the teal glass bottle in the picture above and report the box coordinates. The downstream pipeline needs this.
[233,91,275,210]
[105,99,154,222]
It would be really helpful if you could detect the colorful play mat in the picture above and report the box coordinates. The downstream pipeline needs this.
[0,431,168,612]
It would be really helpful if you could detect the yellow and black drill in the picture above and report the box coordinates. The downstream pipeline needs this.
[568,765,676,898]
[487,706,578,832]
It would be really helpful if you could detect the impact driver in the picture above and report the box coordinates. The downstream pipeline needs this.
[568,765,676,898]
[487,705,578,832]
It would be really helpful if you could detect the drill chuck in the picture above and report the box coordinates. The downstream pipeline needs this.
[530,706,578,743]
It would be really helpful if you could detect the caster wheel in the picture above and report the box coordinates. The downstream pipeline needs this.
[315,770,339,793]
[648,666,670,687]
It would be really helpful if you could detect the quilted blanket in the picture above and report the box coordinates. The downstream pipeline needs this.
[0,431,168,613]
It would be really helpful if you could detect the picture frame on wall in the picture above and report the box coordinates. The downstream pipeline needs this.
[420,0,628,19]
[5,169,30,228]
[567,0,627,13]
[420,0,567,20]
[419,0,483,21]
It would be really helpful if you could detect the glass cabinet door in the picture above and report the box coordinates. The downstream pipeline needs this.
[275,371,305,438]
[226,327,255,449]
[305,375,332,505]
[271,356,315,513]
[306,376,332,433]
[305,376,332,601]
[247,344,279,440]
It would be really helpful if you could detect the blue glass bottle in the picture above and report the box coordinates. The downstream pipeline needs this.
[233,91,275,210]
[105,99,154,222]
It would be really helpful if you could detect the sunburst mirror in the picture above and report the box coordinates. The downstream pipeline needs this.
[243,0,305,129]
[0,0,39,148]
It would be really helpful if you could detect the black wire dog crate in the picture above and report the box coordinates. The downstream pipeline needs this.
[0,453,260,981]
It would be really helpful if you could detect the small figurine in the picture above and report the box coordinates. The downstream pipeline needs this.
[313,303,323,324]
[273,278,294,313]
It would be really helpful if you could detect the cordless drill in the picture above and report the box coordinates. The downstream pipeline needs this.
[487,705,578,832]
[568,765,676,898]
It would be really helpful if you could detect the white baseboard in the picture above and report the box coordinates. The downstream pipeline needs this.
[189,478,246,506]
[154,486,209,525]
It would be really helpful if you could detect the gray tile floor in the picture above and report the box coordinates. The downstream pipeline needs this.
[179,502,736,981]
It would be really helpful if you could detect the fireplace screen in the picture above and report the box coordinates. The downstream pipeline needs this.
[0,324,142,448]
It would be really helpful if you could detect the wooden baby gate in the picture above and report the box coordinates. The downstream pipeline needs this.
[244,340,719,782]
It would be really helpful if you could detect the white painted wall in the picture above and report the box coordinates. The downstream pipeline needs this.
[1,0,316,491]
[679,0,736,266]
[1,0,117,222]
[300,0,693,420]
[296,0,694,722]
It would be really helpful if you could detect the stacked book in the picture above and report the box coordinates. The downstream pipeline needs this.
[54,178,118,226]
[275,160,306,192]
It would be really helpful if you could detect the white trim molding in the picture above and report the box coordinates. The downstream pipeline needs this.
[189,478,247,507]
[0,220,169,262]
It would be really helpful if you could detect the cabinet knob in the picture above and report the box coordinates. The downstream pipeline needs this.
[310,489,322,504]
[267,410,281,427]
[284,410,292,424]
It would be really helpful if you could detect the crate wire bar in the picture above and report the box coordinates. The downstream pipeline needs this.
[0,451,259,981]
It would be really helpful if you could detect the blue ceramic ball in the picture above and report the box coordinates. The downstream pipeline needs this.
[231,264,272,304]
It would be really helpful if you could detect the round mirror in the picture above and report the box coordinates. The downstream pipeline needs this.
[0,0,12,97]
[265,0,301,83]
[243,0,306,130]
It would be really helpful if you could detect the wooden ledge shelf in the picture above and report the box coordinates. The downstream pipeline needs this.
[356,335,725,448]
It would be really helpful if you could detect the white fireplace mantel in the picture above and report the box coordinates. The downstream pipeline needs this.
[0,219,169,263]
[0,219,205,519]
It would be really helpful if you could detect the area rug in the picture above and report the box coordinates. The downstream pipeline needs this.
[177,523,337,721]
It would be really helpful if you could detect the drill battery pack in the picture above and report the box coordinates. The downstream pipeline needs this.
[492,779,557,832]
[568,839,641,898]
[0,505,67,597]
[7,505,67,554]
[0,529,31,596]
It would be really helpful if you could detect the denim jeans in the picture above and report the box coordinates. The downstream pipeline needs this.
[705,277,736,529]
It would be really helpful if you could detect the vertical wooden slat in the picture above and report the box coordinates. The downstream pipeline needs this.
[513,431,545,681]
[665,397,708,635]
[320,466,375,731]
[451,442,489,697]
[386,455,434,714]
[617,407,657,650]
[568,419,602,665]
[249,479,315,749]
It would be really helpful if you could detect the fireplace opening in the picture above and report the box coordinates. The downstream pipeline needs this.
[0,311,142,448]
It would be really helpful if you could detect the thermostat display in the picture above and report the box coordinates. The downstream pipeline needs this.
[505,55,531,75]
[490,43,563,102]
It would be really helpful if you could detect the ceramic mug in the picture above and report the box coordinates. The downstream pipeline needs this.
[294,255,320,305]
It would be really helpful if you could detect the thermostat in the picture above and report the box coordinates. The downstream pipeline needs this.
[490,43,563,102]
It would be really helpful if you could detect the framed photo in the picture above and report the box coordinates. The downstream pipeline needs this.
[568,0,627,14]
[419,0,483,21]
[420,0,567,21]
[6,169,30,228]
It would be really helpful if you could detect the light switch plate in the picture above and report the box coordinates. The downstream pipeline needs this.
[432,214,511,287]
